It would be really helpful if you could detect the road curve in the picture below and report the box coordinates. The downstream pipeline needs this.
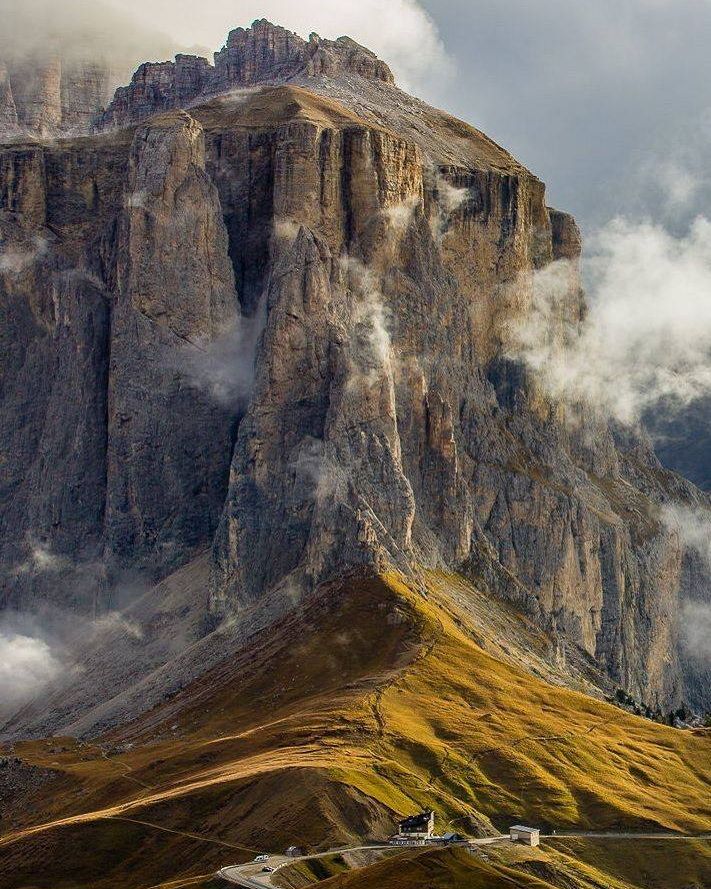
[216,832,711,887]
[217,837,507,886]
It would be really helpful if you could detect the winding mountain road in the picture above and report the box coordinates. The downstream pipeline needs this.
[216,833,711,887]
[216,837,508,886]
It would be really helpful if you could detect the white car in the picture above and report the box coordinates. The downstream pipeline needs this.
[254,854,269,862]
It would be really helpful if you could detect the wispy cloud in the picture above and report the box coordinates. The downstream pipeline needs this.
[177,308,265,408]
[0,0,179,80]
[661,503,711,570]
[0,235,49,276]
[339,256,393,390]
[0,626,63,711]
[660,504,711,664]
[90,612,144,641]
[430,172,468,240]
[15,535,71,576]
[679,600,711,664]
[290,436,349,506]
[509,216,711,425]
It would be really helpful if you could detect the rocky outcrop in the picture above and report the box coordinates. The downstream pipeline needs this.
[1,31,709,715]
[0,63,18,132]
[99,56,214,133]
[203,104,710,712]
[0,111,239,609]
[59,61,115,131]
[0,54,114,137]
[98,20,394,131]
[106,111,239,580]
[213,20,394,86]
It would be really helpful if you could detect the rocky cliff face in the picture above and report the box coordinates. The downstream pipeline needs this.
[1,23,709,714]
[1,20,394,139]
[99,20,394,131]
[0,55,116,137]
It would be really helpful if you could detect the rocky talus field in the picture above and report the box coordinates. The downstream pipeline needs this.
[0,19,709,889]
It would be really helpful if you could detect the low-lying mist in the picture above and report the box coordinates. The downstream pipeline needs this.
[0,536,157,720]
[0,0,186,82]
[0,623,64,711]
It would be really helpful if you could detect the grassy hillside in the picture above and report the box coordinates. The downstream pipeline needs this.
[0,572,709,888]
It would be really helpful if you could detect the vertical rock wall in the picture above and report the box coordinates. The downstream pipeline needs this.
[0,84,708,711]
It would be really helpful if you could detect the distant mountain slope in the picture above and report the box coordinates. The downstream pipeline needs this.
[648,398,711,492]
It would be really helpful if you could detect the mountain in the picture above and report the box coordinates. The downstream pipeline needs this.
[0,19,710,889]
[2,19,709,711]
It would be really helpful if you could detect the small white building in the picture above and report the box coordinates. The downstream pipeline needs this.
[397,810,436,839]
[509,825,540,846]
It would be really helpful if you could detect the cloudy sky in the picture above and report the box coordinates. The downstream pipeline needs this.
[419,0,711,232]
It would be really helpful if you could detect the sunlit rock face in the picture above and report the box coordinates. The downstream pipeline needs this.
[0,21,709,714]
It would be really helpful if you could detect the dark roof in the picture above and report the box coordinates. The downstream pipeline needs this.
[398,811,433,832]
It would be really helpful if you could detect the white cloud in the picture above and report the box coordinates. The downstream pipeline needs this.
[509,216,711,425]
[661,504,711,570]
[0,630,62,709]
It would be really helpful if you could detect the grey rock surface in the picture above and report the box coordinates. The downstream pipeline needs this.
[1,29,709,720]
[0,55,116,138]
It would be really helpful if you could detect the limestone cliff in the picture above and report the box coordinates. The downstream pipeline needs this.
[1,23,709,715]
[0,55,116,137]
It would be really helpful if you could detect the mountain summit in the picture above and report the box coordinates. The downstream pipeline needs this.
[0,20,394,137]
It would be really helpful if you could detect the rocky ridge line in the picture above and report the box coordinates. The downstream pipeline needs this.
[0,20,395,138]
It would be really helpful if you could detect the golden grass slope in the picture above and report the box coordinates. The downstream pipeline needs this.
[0,572,709,889]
